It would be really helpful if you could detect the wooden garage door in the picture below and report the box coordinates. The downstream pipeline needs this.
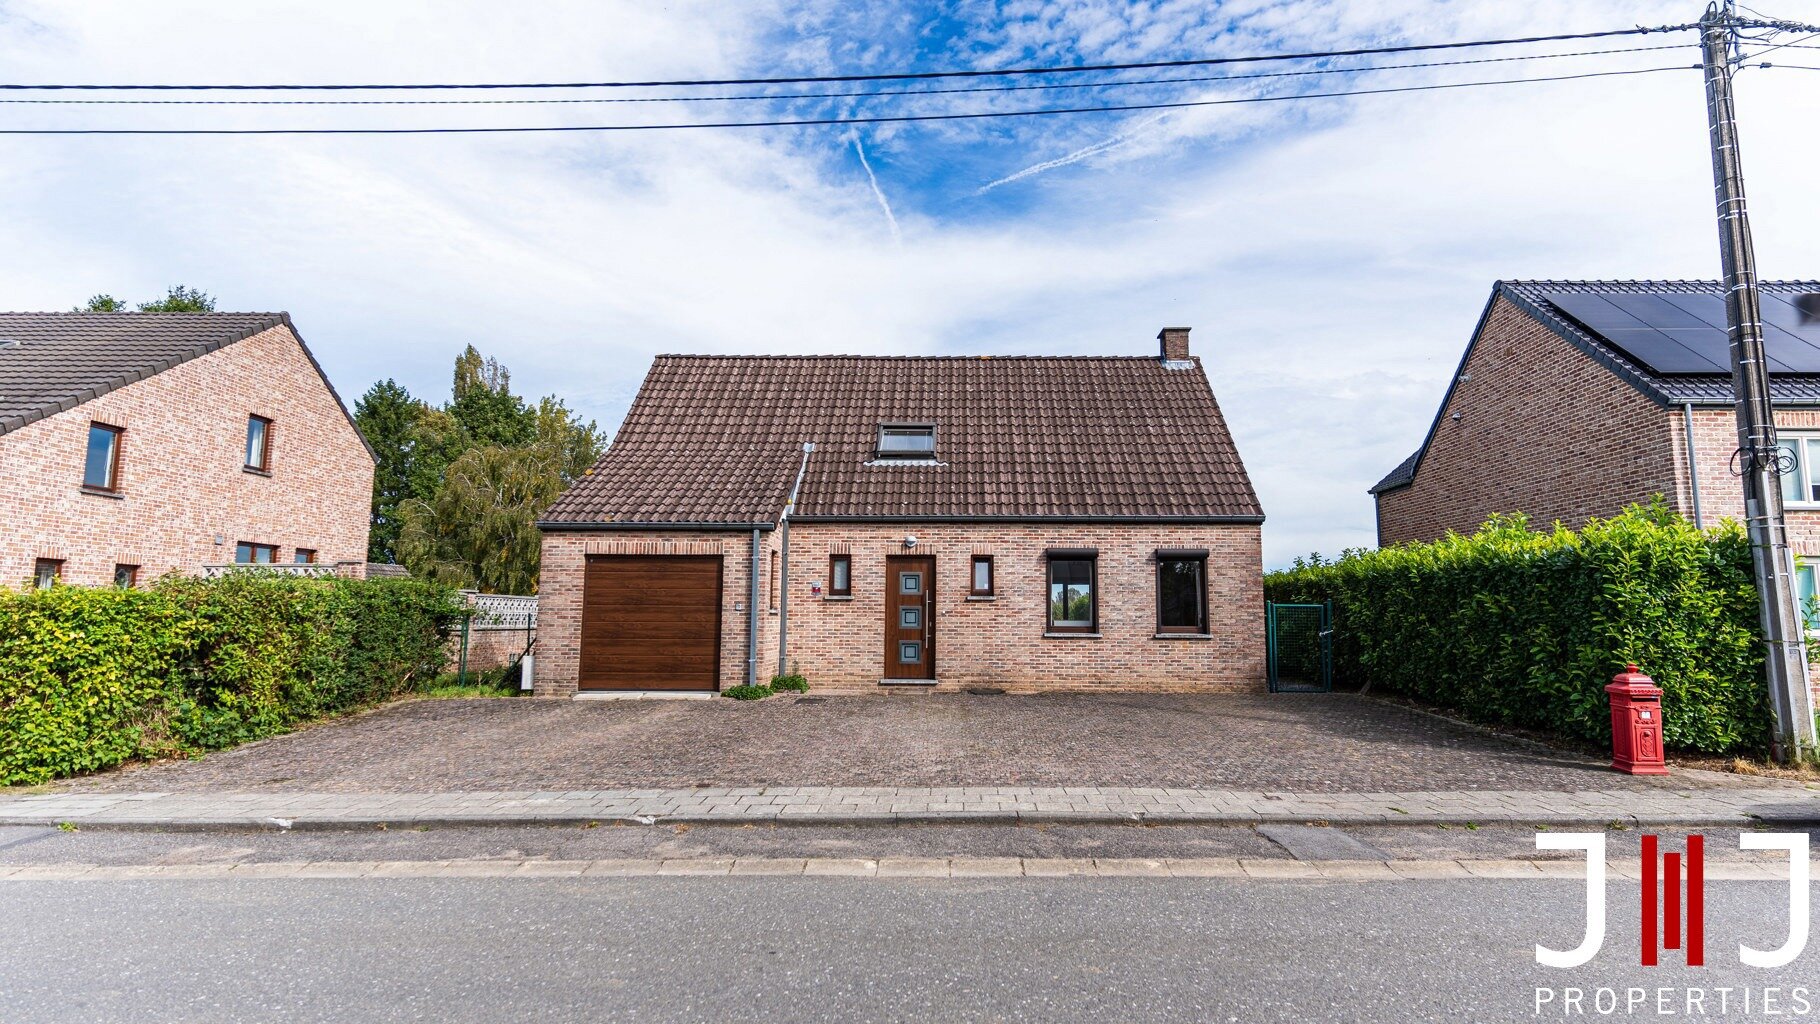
[580,555,723,691]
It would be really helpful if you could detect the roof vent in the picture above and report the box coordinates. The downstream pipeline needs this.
[0,337,20,350]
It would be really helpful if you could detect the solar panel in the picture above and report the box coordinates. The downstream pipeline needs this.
[1542,289,1820,376]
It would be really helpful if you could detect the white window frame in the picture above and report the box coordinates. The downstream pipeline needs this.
[1796,560,1820,635]
[1777,433,1820,508]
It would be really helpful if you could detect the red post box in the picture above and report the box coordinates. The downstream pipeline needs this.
[1606,664,1668,775]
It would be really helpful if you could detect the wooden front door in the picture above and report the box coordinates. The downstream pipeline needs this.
[884,556,935,680]
[579,555,722,691]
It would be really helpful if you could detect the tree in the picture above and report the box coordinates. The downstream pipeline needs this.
[448,344,536,447]
[395,445,565,594]
[532,395,606,485]
[354,380,429,564]
[77,294,127,312]
[138,285,215,312]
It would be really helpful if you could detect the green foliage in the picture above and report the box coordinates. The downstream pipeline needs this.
[722,684,773,700]
[1264,501,1771,756]
[77,294,126,312]
[769,673,809,693]
[0,575,461,785]
[353,349,604,590]
[137,285,216,312]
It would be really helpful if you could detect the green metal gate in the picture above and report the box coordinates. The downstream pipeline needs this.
[1266,601,1333,693]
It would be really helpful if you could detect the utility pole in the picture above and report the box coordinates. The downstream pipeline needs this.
[1699,0,1818,762]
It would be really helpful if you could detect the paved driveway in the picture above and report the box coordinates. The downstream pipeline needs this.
[49,693,1768,794]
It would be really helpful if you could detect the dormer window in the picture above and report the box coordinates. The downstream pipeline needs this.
[876,423,936,459]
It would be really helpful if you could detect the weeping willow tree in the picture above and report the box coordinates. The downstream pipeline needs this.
[395,444,567,595]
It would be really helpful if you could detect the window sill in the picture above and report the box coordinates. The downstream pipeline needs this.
[243,466,272,478]
[79,486,124,500]
[822,595,854,602]
[1043,631,1101,639]
[1154,632,1213,640]
[965,594,997,602]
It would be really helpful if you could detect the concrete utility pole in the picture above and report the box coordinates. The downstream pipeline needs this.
[1699,1,1818,762]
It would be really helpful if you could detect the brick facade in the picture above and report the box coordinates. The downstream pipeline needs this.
[0,324,374,587]
[1375,296,1684,546]
[533,522,1264,697]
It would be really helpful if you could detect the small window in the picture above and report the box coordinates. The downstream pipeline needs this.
[83,423,123,491]
[971,555,994,596]
[113,564,139,588]
[876,423,936,459]
[769,550,779,611]
[900,572,922,595]
[33,559,63,589]
[828,554,851,596]
[1799,561,1820,633]
[294,549,318,565]
[235,541,277,564]
[245,415,272,471]
[1156,556,1208,634]
[899,641,921,663]
[1047,557,1097,633]
[900,607,921,628]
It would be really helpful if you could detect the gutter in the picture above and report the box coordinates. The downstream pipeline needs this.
[776,442,815,680]
[1682,402,1705,530]
[788,514,1265,525]
[536,520,776,532]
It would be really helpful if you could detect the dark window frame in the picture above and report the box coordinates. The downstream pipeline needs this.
[828,553,852,597]
[114,564,139,588]
[1155,553,1210,635]
[874,422,937,459]
[1045,554,1098,634]
[235,541,278,564]
[294,549,318,565]
[83,422,125,492]
[33,558,63,589]
[245,414,273,472]
[970,555,995,597]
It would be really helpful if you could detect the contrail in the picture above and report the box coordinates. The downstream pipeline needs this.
[976,111,1171,193]
[851,134,901,243]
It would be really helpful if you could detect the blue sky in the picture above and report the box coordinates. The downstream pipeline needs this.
[3,0,1818,566]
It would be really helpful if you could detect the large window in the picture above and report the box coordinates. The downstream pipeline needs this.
[83,423,123,491]
[245,415,272,472]
[1779,435,1820,506]
[1046,554,1097,633]
[828,553,851,597]
[235,541,277,564]
[875,423,936,459]
[1156,552,1208,635]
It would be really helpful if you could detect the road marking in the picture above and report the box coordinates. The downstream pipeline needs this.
[0,857,1808,881]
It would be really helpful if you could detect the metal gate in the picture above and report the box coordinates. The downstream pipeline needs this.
[1266,601,1332,693]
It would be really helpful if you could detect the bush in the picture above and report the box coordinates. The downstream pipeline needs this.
[769,673,809,693]
[1264,501,1771,755]
[722,684,772,700]
[0,573,462,785]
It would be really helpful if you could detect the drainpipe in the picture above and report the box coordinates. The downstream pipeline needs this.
[747,529,761,687]
[1682,402,1705,530]
[777,442,815,679]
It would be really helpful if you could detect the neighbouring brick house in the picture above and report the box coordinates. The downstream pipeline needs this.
[534,328,1265,696]
[1371,279,1820,607]
[0,312,375,587]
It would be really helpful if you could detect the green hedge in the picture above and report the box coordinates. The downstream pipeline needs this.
[1264,502,1771,755]
[0,574,461,785]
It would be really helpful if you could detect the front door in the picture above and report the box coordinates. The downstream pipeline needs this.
[884,556,935,680]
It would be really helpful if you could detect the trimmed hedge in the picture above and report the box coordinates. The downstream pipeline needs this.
[0,574,462,785]
[1264,502,1771,755]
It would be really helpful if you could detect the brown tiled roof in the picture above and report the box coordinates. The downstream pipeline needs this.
[542,354,1262,527]
[0,312,372,459]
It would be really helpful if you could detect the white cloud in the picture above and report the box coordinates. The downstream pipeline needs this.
[1,0,1816,568]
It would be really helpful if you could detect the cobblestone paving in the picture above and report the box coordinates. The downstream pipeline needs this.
[43,693,1799,794]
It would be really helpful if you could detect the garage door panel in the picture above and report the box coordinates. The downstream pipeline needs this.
[579,555,722,692]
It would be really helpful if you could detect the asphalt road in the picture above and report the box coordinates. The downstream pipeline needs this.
[2,876,1810,1024]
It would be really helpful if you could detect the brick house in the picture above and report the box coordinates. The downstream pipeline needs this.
[1371,279,1820,606]
[534,328,1265,697]
[0,312,375,587]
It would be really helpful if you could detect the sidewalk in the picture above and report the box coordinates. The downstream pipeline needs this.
[5,783,1817,830]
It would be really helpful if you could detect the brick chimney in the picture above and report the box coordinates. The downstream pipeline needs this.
[1158,327,1191,362]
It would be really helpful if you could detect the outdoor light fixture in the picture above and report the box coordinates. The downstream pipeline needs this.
[904,536,918,548]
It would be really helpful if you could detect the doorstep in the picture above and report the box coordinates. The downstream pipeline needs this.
[572,691,715,701]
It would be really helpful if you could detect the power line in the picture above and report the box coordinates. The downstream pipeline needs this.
[0,64,1695,135]
[0,25,1697,92]
[0,44,1694,106]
